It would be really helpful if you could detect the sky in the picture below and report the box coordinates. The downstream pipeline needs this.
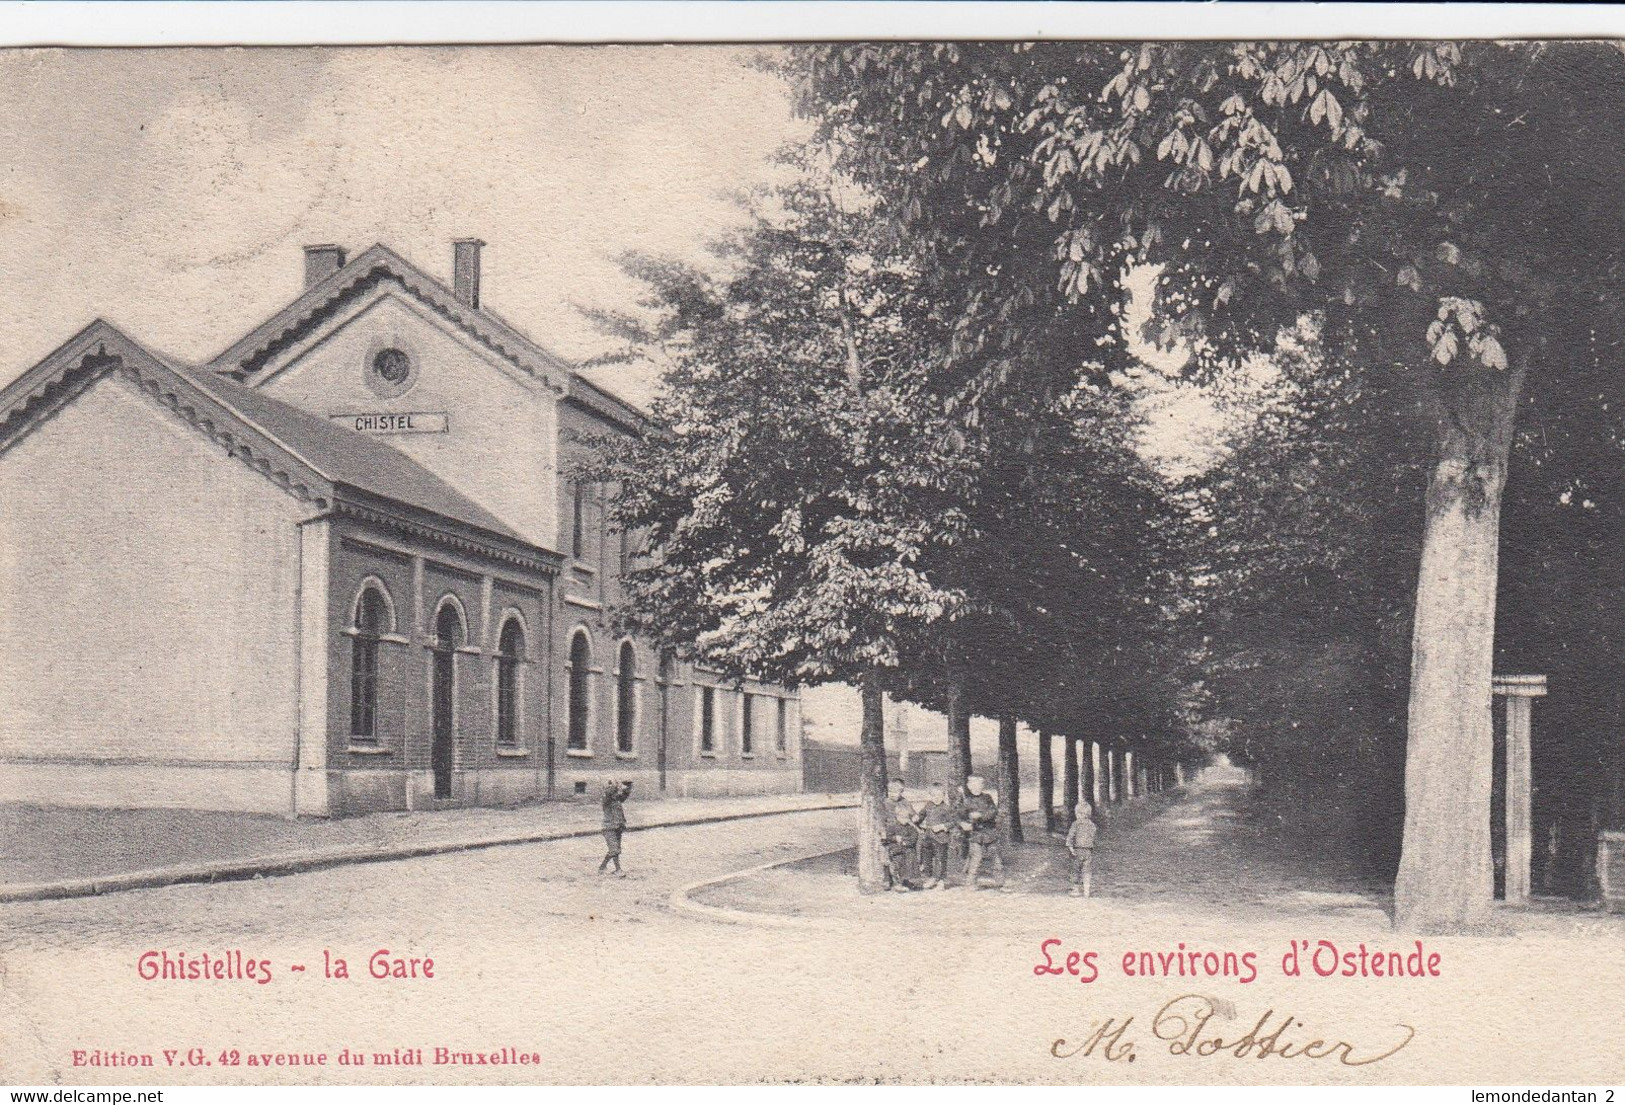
[0,43,1229,470]
[0,46,804,407]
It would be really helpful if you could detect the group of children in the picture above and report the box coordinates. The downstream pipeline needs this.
[879,776,1099,896]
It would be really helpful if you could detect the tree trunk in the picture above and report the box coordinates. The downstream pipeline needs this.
[997,714,1023,845]
[856,673,889,893]
[946,677,972,787]
[1394,368,1524,933]
[1086,741,1099,808]
[1062,735,1080,826]
[1037,730,1055,832]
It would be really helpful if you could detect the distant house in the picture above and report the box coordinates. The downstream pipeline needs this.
[798,684,1040,792]
[0,241,802,816]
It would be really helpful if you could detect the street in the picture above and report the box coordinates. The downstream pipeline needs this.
[3,783,1623,1085]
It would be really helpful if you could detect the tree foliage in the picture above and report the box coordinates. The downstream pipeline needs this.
[789,40,1625,929]
[588,174,969,687]
[794,41,1625,390]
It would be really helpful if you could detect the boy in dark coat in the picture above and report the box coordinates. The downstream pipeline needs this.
[946,784,970,870]
[881,803,920,891]
[959,776,1005,889]
[916,785,955,890]
[598,780,633,875]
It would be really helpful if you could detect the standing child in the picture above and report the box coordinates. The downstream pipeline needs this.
[946,784,969,875]
[881,803,920,892]
[916,786,954,890]
[1066,800,1098,897]
[598,780,633,875]
[886,778,914,824]
[960,776,1005,889]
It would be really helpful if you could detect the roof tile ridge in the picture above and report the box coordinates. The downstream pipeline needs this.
[205,242,577,388]
[204,244,398,374]
[140,362,335,503]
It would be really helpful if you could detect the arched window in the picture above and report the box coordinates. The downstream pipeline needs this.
[567,630,592,752]
[350,585,391,738]
[434,600,465,651]
[495,618,525,747]
[616,641,637,755]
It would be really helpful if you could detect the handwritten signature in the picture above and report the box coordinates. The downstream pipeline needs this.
[1051,994,1415,1067]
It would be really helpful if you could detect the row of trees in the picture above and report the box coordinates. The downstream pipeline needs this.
[583,160,1196,890]
[588,41,1625,931]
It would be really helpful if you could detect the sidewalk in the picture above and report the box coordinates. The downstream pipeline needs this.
[683,767,1399,930]
[682,767,1625,937]
[0,791,857,903]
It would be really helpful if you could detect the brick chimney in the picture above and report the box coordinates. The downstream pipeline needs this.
[303,244,346,288]
[453,238,485,309]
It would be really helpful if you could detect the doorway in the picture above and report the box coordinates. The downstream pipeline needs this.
[431,601,464,800]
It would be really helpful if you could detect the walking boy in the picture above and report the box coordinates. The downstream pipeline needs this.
[598,779,633,875]
[1066,799,1098,897]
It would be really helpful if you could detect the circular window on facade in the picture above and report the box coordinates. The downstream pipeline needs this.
[364,343,418,398]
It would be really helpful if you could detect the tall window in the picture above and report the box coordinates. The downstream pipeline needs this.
[571,482,587,560]
[699,686,716,753]
[431,600,464,799]
[776,697,788,753]
[350,586,389,738]
[616,641,637,754]
[495,618,525,747]
[435,602,465,651]
[567,630,592,751]
[741,693,754,755]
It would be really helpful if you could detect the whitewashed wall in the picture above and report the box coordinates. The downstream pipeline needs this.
[0,372,308,812]
[253,288,559,549]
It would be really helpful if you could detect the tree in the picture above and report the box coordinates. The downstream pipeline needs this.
[791,41,1625,929]
[887,348,1191,826]
[1195,329,1426,873]
[588,173,969,892]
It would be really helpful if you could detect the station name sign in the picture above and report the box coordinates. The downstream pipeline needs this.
[331,412,450,435]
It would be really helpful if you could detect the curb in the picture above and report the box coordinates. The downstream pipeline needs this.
[0,796,858,905]
[668,789,1199,930]
[668,845,855,930]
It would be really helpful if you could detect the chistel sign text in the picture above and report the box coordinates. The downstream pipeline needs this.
[331,412,450,434]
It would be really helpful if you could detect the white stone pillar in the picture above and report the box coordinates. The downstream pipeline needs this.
[1493,674,1547,904]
